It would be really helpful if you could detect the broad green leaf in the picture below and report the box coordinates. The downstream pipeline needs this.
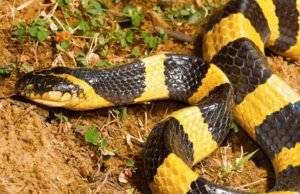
[37,30,48,42]
[84,127,99,146]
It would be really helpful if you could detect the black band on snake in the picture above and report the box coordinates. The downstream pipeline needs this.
[15,0,300,193]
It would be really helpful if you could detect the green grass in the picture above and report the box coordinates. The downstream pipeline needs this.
[76,124,116,160]
[222,149,258,173]
[10,0,224,68]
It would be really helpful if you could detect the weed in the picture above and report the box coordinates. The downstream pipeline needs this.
[21,63,34,72]
[75,124,86,132]
[126,159,135,168]
[91,17,104,27]
[154,1,225,25]
[223,149,258,173]
[76,53,89,66]
[77,19,90,32]
[235,150,258,170]
[100,138,108,148]
[158,4,199,23]
[113,107,128,122]
[53,112,72,133]
[58,0,71,7]
[0,63,17,76]
[54,112,69,123]
[121,4,144,27]
[12,23,26,42]
[0,68,11,76]
[84,127,100,146]
[82,0,103,16]
[204,0,225,12]
[11,0,173,68]
[141,31,167,49]
[188,10,206,24]
[131,49,141,57]
[28,18,49,42]
[56,40,72,51]
[96,61,113,67]
[79,125,116,160]
[231,122,240,133]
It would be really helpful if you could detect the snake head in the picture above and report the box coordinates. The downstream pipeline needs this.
[15,67,86,109]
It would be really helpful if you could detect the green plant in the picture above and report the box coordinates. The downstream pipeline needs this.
[204,0,225,12]
[28,18,49,42]
[75,124,87,132]
[96,61,113,67]
[122,4,144,27]
[84,127,100,146]
[82,0,103,15]
[58,0,71,7]
[54,112,69,123]
[0,63,18,76]
[113,107,128,122]
[154,1,225,25]
[91,17,104,27]
[140,30,167,49]
[0,68,10,76]
[159,4,198,23]
[131,49,141,57]
[231,122,240,133]
[21,63,34,72]
[56,40,72,51]
[12,23,26,42]
[76,53,88,66]
[223,150,258,173]
[78,19,90,32]
[80,125,116,160]
[188,10,206,24]
[126,159,135,168]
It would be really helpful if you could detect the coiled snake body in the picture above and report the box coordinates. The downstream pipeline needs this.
[15,0,300,193]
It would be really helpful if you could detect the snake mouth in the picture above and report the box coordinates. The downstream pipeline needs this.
[20,91,75,107]
[15,70,84,108]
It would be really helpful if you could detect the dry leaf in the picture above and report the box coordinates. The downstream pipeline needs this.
[118,171,128,184]
[124,168,133,177]
[55,31,71,42]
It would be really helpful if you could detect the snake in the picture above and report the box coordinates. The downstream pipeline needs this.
[15,0,300,193]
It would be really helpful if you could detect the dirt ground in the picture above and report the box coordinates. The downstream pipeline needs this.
[0,0,300,193]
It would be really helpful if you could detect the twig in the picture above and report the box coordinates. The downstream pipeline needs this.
[52,54,66,67]
[294,61,300,66]
[16,0,34,11]
[163,106,169,117]
[195,0,209,18]
[34,41,39,65]
[0,93,16,99]
[94,169,112,193]
[86,33,99,65]
[14,105,35,124]
[147,10,169,28]
[52,15,66,31]
[6,0,16,29]
[236,178,267,190]
[155,27,196,42]
[144,111,148,135]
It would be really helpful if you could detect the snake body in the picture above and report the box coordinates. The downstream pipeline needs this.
[15,0,300,193]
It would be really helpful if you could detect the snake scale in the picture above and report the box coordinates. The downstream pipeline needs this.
[15,0,300,193]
